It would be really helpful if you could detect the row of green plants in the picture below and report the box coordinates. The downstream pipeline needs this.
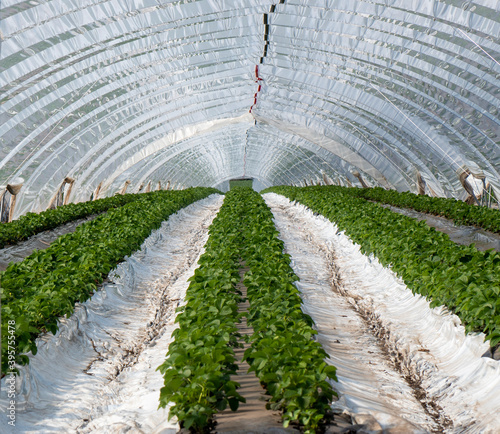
[345,186,500,233]
[0,192,152,248]
[157,191,246,431]
[158,188,337,433]
[265,185,500,349]
[0,188,218,374]
[238,189,338,433]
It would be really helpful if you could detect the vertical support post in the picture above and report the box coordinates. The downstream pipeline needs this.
[118,180,131,195]
[416,171,426,195]
[62,177,75,205]
[322,172,331,185]
[93,181,103,201]
[352,171,369,188]
[5,181,23,222]
[458,169,480,206]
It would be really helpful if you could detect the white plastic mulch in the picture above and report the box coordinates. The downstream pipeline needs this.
[3,191,500,433]
[0,194,224,433]
[263,193,500,434]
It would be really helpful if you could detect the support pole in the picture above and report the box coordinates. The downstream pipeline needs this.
[458,169,480,206]
[416,171,426,195]
[5,181,23,222]
[352,171,369,188]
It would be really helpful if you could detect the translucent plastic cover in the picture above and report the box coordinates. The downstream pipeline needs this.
[1,0,499,216]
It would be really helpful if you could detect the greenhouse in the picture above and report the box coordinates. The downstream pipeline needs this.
[1,0,500,432]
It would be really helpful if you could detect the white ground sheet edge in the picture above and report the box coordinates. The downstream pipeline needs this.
[264,193,500,433]
[0,194,224,433]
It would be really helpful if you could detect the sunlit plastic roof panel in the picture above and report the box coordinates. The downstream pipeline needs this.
[1,0,499,216]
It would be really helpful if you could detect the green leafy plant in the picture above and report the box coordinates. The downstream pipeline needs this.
[158,188,338,433]
[0,191,158,248]
[157,192,245,432]
[236,188,337,433]
[265,185,500,350]
[0,188,218,374]
[340,186,500,234]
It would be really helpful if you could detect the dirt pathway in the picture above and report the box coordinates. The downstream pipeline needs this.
[215,266,294,433]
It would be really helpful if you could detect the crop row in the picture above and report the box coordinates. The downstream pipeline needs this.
[157,190,246,431]
[238,189,337,433]
[0,192,151,248]
[266,186,500,349]
[345,186,500,234]
[0,188,218,374]
[158,188,337,432]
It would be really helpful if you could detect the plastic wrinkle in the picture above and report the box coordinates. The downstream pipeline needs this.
[0,194,224,433]
[263,193,500,434]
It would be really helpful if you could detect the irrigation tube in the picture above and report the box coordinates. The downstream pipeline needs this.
[0,195,224,433]
[264,193,500,433]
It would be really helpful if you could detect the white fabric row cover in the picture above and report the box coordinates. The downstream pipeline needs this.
[0,0,499,217]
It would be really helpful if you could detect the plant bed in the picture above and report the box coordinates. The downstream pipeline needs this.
[344,186,500,234]
[157,190,245,432]
[0,188,217,374]
[158,188,338,433]
[0,191,156,248]
[237,189,337,433]
[264,185,500,350]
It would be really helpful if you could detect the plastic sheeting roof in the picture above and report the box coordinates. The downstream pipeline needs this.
[1,0,499,217]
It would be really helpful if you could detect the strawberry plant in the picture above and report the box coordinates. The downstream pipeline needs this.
[0,188,218,374]
[342,186,500,234]
[158,188,338,433]
[157,191,246,431]
[266,186,500,350]
[236,189,337,432]
[0,191,158,248]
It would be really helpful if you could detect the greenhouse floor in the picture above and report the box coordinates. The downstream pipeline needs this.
[0,196,223,433]
[1,194,500,433]
[215,269,296,433]
[263,193,500,433]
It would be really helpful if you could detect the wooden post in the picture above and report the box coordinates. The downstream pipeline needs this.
[63,177,75,205]
[416,171,426,195]
[93,181,103,201]
[6,181,23,222]
[352,170,369,188]
[118,180,131,195]
[458,169,480,206]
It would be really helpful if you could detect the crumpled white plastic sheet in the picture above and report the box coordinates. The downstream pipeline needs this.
[0,194,224,433]
[381,203,500,252]
[0,214,101,271]
[264,193,500,434]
